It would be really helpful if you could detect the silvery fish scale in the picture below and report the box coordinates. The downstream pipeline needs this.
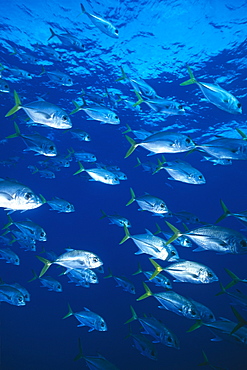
[22,100,71,129]
[55,250,103,270]
[131,233,171,260]
[153,290,200,319]
[140,132,195,154]
[165,260,218,284]
[0,178,42,211]
[186,225,247,254]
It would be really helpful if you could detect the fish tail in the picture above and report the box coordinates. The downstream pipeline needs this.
[230,306,247,334]
[180,65,197,86]
[48,28,56,41]
[74,338,83,361]
[122,124,132,134]
[115,65,128,82]
[104,268,113,279]
[132,90,144,107]
[63,303,74,319]
[134,157,142,168]
[2,214,14,230]
[39,194,47,204]
[149,258,164,280]
[224,268,240,289]
[215,282,227,296]
[124,305,138,324]
[36,256,52,277]
[9,46,18,56]
[154,223,162,235]
[119,224,130,244]
[73,161,85,175]
[186,320,203,332]
[80,3,86,13]
[215,199,231,223]
[126,187,136,206]
[136,282,153,301]
[39,65,46,76]
[132,262,143,275]
[153,157,165,174]
[6,122,21,139]
[5,90,22,117]
[125,136,138,158]
[165,222,182,245]
[70,100,83,115]
[0,63,5,72]
[99,210,107,219]
[198,351,210,366]
[28,269,39,282]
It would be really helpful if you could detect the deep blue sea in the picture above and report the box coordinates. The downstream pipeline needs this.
[1,1,247,369]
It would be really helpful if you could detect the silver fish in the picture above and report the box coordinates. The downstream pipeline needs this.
[80,3,118,39]
[37,248,103,277]
[126,188,169,214]
[5,91,72,129]
[125,131,195,157]
[42,68,73,86]
[6,122,57,157]
[155,158,205,185]
[48,28,85,51]
[74,162,120,185]
[0,178,43,212]
[150,259,218,284]
[166,222,247,254]
[120,226,179,261]
[133,90,185,116]
[180,65,242,114]
[137,283,200,320]
[71,100,120,125]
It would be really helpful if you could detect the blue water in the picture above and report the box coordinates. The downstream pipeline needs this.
[1,0,247,369]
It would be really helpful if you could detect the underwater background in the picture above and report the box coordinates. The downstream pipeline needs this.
[0,0,247,369]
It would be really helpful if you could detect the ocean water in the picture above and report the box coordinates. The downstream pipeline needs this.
[0,0,247,369]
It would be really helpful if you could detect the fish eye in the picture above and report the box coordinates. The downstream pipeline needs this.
[198,176,202,179]
[208,272,213,277]
[24,192,32,200]
[100,322,105,327]
[167,336,172,343]
[18,296,23,302]
[93,257,99,263]
[4,85,8,88]
[178,105,183,109]
[115,29,119,34]
[40,232,45,237]
[186,138,191,143]
[115,115,118,119]
[28,73,31,76]
[191,310,196,316]
[240,240,247,247]
[50,146,55,150]
[171,251,176,256]
[62,115,68,121]
[160,203,165,208]
[237,103,241,108]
